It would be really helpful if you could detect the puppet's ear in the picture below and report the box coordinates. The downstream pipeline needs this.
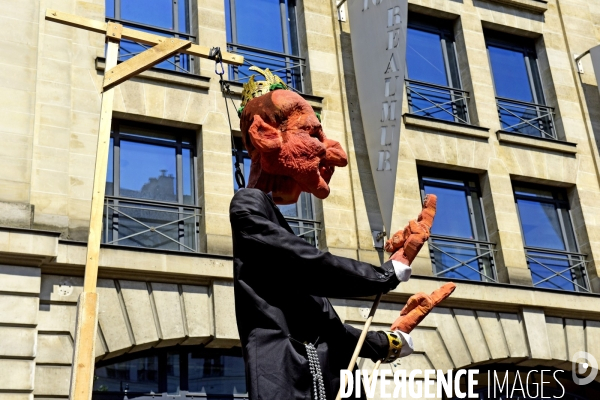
[248,115,282,152]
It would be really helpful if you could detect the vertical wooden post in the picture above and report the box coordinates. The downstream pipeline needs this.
[69,22,121,400]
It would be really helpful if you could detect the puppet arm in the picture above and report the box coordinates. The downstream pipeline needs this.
[230,189,400,298]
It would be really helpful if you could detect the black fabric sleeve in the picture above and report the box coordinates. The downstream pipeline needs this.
[341,324,389,362]
[230,189,400,298]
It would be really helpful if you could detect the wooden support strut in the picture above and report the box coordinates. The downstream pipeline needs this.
[43,8,244,400]
[45,9,244,66]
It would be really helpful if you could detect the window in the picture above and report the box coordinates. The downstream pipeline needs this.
[419,168,496,282]
[225,0,304,90]
[93,347,247,399]
[103,121,200,252]
[106,0,194,73]
[486,31,556,139]
[514,185,589,292]
[406,14,469,123]
[232,137,319,246]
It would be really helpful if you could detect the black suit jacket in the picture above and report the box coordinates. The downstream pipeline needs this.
[229,188,400,400]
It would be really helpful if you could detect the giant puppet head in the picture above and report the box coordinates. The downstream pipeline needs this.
[239,67,348,205]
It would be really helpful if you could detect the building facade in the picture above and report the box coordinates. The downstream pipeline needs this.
[2,0,600,398]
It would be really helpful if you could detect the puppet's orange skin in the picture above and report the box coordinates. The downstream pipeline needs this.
[240,90,347,205]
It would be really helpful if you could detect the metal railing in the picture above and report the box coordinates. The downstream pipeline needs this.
[406,79,470,124]
[227,43,305,91]
[429,235,497,283]
[496,97,556,140]
[102,196,201,252]
[284,216,320,247]
[106,17,195,74]
[525,247,589,292]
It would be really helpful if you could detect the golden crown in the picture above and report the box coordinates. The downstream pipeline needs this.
[240,66,289,110]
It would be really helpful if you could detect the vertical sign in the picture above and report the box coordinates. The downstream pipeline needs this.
[347,0,408,236]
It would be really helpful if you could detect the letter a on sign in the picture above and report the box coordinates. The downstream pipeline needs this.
[347,0,408,235]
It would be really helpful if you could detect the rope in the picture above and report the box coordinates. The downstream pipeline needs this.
[210,47,246,189]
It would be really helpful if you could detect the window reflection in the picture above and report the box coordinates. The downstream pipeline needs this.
[93,347,247,399]
[406,14,468,123]
[103,121,200,252]
[514,184,589,292]
[419,168,496,283]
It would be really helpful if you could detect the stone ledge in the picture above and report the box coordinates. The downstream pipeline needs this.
[96,58,211,90]
[40,239,600,320]
[403,114,490,139]
[224,80,324,111]
[484,0,548,13]
[497,131,577,155]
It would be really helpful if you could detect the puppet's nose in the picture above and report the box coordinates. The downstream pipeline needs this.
[323,139,348,167]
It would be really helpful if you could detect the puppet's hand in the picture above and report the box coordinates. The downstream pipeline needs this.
[385,195,437,266]
[391,283,456,333]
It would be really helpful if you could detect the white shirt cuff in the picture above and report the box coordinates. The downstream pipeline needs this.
[391,260,412,282]
[394,329,414,357]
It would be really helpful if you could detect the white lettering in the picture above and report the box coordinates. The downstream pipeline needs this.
[380,126,393,146]
[424,369,436,398]
[384,77,398,97]
[377,150,392,171]
[380,369,391,398]
[409,369,422,398]
[381,101,396,122]
[455,369,466,399]
[364,369,378,398]
[437,370,453,398]
[510,371,525,398]
[384,53,399,74]
[387,6,402,27]
[393,370,406,398]
[387,28,402,49]
[363,0,382,11]
[493,371,509,397]
[468,370,479,398]
[340,370,353,398]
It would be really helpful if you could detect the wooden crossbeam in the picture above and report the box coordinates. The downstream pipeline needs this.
[104,38,192,91]
[45,9,244,66]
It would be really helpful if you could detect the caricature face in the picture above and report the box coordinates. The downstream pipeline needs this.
[240,90,348,204]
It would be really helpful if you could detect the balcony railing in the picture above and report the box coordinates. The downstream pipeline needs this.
[227,43,305,91]
[525,247,590,292]
[406,79,470,124]
[496,97,556,140]
[429,235,497,283]
[102,196,201,252]
[106,17,195,74]
[284,216,321,247]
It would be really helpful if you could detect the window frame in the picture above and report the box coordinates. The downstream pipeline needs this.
[418,167,497,282]
[513,183,590,292]
[405,14,469,124]
[225,0,305,90]
[104,120,201,252]
[485,32,546,106]
[485,31,558,140]
[106,0,196,73]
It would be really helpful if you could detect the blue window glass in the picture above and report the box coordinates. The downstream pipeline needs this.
[407,28,448,86]
[106,0,193,73]
[486,32,556,139]
[103,121,200,252]
[93,347,247,398]
[419,169,496,283]
[406,14,468,123]
[514,184,589,292]
[226,0,303,90]
[488,45,534,102]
